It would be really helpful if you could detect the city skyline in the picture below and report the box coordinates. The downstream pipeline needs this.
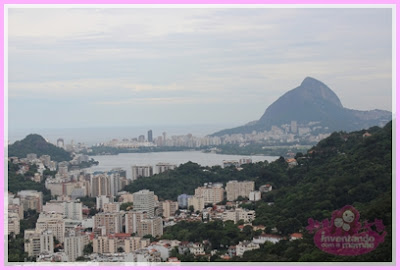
[7,6,394,132]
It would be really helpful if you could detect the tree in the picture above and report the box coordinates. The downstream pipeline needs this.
[83,243,93,255]
[120,202,133,211]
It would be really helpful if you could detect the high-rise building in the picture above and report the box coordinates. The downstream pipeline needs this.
[107,170,121,196]
[131,165,153,181]
[138,135,146,143]
[93,236,117,254]
[177,194,192,209]
[147,130,153,143]
[124,237,150,253]
[137,217,163,238]
[161,200,178,218]
[91,173,110,197]
[64,231,86,262]
[291,120,298,134]
[125,211,148,235]
[155,163,177,174]
[36,212,65,243]
[187,195,205,212]
[58,161,69,177]
[17,190,43,212]
[132,190,157,217]
[24,229,41,257]
[24,229,54,257]
[225,180,255,201]
[93,212,123,235]
[96,195,112,210]
[194,183,224,205]
[43,200,83,220]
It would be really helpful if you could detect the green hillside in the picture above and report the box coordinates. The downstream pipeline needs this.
[8,134,72,162]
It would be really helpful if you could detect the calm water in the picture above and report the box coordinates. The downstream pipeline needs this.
[85,151,278,180]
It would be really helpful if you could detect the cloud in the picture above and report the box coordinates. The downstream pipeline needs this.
[7,7,393,130]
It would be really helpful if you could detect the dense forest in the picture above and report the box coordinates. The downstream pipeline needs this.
[125,121,393,261]
[8,134,72,162]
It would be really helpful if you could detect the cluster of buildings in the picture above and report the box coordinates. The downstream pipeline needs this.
[218,121,331,145]
[93,122,331,152]
[8,148,298,263]
[101,131,223,149]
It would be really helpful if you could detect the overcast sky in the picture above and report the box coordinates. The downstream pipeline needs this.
[7,7,393,132]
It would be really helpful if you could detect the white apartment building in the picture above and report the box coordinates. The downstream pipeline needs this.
[43,200,83,220]
[132,190,157,217]
[249,191,261,202]
[155,163,177,174]
[17,190,43,212]
[24,229,54,257]
[131,165,153,181]
[64,232,87,262]
[36,212,65,243]
[187,195,205,212]
[194,183,224,204]
[225,180,255,201]
[96,195,112,210]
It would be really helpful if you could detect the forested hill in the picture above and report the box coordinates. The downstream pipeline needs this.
[8,134,72,162]
[235,121,392,262]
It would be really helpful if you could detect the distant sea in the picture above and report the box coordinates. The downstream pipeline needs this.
[84,151,279,180]
[6,124,236,146]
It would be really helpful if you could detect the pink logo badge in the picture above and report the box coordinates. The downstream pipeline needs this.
[306,205,386,256]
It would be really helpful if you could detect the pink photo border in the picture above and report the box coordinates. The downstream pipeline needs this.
[0,0,397,270]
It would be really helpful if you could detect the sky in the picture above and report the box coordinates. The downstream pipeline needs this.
[6,6,394,134]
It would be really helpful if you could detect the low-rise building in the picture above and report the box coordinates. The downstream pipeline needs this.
[252,234,282,244]
[236,241,260,257]
[222,208,256,224]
